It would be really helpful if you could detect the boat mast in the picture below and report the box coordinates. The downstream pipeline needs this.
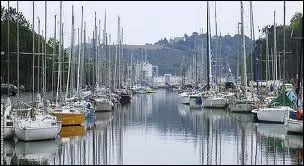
[240,1,247,94]
[37,17,40,94]
[80,7,84,91]
[214,1,218,86]
[70,20,75,94]
[52,15,56,99]
[206,1,211,91]
[283,1,286,81]
[56,1,62,103]
[77,6,83,95]
[121,27,124,87]
[266,27,269,86]
[273,11,277,86]
[17,1,20,104]
[32,1,35,108]
[118,16,121,89]
[65,5,74,100]
[249,1,254,98]
[94,12,98,88]
[7,1,10,95]
[43,1,47,98]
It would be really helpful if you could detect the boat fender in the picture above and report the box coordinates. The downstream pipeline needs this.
[296,109,302,120]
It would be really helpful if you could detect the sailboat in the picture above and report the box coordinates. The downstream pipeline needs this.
[91,12,114,111]
[200,1,228,109]
[49,5,86,125]
[14,2,62,141]
[228,1,255,113]
[252,87,300,123]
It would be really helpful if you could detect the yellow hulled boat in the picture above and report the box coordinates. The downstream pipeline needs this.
[50,106,85,126]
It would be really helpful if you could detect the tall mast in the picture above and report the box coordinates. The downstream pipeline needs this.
[250,1,255,98]
[56,1,62,102]
[84,22,87,87]
[206,1,211,90]
[266,27,269,84]
[65,5,74,100]
[274,11,277,83]
[37,17,41,94]
[99,19,102,86]
[77,6,83,94]
[240,1,247,91]
[237,22,241,90]
[32,1,35,108]
[52,15,56,98]
[17,1,20,102]
[121,27,124,87]
[77,27,80,93]
[214,1,218,85]
[114,41,117,90]
[70,16,75,93]
[7,1,10,95]
[94,12,98,87]
[117,16,121,88]
[283,1,286,80]
[43,1,47,97]
[108,33,111,89]
[80,6,84,90]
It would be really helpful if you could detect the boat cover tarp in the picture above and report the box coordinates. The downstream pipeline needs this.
[268,89,302,107]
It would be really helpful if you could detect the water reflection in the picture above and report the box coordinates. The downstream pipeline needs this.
[59,126,86,138]
[3,89,303,165]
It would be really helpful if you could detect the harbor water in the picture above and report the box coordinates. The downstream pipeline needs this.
[2,89,303,165]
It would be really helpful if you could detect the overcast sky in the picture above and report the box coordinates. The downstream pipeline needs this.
[1,1,303,47]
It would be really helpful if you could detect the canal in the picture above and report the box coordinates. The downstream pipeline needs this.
[3,89,303,165]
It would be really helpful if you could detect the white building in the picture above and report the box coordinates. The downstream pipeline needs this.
[134,61,154,84]
[153,75,181,86]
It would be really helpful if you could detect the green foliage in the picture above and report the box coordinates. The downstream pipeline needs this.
[1,6,67,91]
[255,12,303,81]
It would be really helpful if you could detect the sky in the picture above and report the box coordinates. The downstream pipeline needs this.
[1,1,303,48]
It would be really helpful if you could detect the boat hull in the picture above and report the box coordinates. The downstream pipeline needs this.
[178,95,190,104]
[229,103,254,113]
[202,98,228,109]
[15,122,61,141]
[119,95,131,104]
[94,99,113,111]
[50,112,85,126]
[251,106,292,123]
[284,118,303,134]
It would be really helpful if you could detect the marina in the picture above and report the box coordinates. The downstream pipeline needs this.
[1,1,303,165]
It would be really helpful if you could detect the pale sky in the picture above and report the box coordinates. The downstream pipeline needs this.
[1,1,303,47]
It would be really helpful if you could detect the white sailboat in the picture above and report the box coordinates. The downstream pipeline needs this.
[15,2,62,142]
[14,112,62,141]
[199,2,228,109]
[228,1,255,113]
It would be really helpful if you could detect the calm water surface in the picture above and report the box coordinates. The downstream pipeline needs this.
[3,89,303,165]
